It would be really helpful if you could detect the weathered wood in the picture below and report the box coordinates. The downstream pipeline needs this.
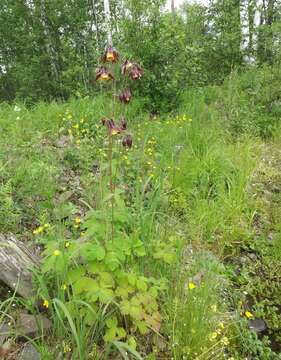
[0,235,40,298]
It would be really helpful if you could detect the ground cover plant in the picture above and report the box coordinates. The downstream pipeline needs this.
[1,62,281,359]
[1,0,281,357]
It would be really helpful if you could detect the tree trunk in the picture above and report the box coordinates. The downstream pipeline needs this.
[171,0,175,13]
[103,0,112,45]
[0,235,40,298]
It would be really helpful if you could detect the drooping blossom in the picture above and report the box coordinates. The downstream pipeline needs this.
[119,89,132,104]
[122,134,133,148]
[95,67,114,81]
[102,46,119,63]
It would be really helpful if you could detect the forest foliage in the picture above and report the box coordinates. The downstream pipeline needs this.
[0,0,281,110]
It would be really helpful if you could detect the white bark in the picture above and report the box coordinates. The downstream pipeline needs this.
[171,0,175,13]
[103,0,112,45]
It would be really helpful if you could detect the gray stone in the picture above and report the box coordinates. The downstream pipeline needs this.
[0,323,10,345]
[249,318,267,333]
[17,313,51,337]
[20,343,41,360]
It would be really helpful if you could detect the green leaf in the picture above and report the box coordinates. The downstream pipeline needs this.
[105,252,120,271]
[80,243,105,261]
[100,272,115,287]
[106,317,118,329]
[128,273,137,286]
[67,266,85,283]
[136,321,149,335]
[72,277,98,295]
[136,278,147,292]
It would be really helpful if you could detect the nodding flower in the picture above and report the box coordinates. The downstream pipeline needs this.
[121,59,133,75]
[95,67,115,81]
[119,89,132,104]
[122,134,133,148]
[120,117,127,130]
[102,46,119,63]
[129,63,143,80]
[102,118,123,135]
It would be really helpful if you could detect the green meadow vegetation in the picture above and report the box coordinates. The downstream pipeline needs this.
[1,64,281,359]
[1,0,281,359]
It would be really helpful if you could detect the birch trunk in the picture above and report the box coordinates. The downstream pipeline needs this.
[103,0,112,45]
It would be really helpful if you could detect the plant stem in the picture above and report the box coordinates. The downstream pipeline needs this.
[108,132,114,241]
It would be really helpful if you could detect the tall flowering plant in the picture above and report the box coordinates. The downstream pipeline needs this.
[96,45,143,240]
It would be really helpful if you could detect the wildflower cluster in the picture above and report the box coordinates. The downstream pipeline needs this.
[96,46,143,148]
[60,110,90,144]
[33,223,50,235]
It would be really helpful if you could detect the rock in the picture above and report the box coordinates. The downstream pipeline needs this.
[55,135,69,148]
[17,313,51,337]
[249,318,267,333]
[0,234,40,298]
[0,323,10,345]
[20,343,41,360]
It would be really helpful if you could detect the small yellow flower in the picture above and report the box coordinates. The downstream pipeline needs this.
[221,336,229,346]
[63,343,72,353]
[62,284,67,290]
[53,250,61,256]
[73,124,79,129]
[65,241,70,248]
[43,299,49,308]
[245,311,254,318]
[218,322,225,329]
[188,282,196,290]
[33,226,44,235]
[211,304,217,312]
[209,332,218,341]
[43,223,50,229]
[74,217,81,224]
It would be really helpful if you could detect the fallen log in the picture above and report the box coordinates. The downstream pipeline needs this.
[0,235,40,298]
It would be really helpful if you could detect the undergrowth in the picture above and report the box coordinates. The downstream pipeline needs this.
[0,66,281,359]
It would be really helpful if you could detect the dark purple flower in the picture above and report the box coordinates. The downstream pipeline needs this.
[121,59,133,75]
[129,63,143,80]
[120,117,127,130]
[102,118,123,135]
[102,46,119,63]
[122,134,133,148]
[119,89,132,104]
[95,67,114,81]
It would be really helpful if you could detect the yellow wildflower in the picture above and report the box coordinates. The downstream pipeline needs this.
[43,299,49,308]
[188,282,196,290]
[62,284,67,291]
[245,311,254,318]
[63,343,72,353]
[209,332,218,341]
[211,304,217,312]
[53,250,61,256]
[221,337,229,346]
[74,217,81,224]
[65,241,70,248]
[33,226,44,235]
